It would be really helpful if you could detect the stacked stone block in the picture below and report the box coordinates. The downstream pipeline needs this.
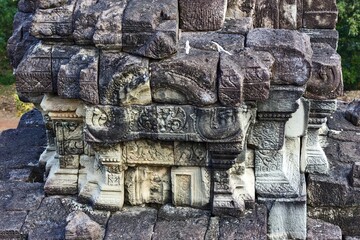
[8,0,343,238]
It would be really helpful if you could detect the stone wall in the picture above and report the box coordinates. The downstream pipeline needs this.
[7,0,343,238]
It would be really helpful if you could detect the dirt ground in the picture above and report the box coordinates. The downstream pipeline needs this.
[0,85,21,131]
[0,84,359,132]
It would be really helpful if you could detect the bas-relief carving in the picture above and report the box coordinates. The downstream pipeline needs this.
[255,137,301,198]
[9,0,344,237]
[125,167,171,205]
[85,105,253,143]
[124,140,174,166]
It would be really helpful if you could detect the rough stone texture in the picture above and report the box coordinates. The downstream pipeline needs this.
[122,0,178,59]
[65,211,104,240]
[226,0,256,19]
[218,204,267,239]
[105,207,157,240]
[179,0,226,31]
[301,29,339,50]
[307,218,342,240]
[305,43,343,99]
[152,205,210,240]
[30,0,75,40]
[22,197,68,240]
[99,51,150,106]
[93,1,127,50]
[7,11,38,68]
[303,0,338,29]
[247,29,313,86]
[345,100,360,126]
[15,43,52,93]
[0,211,28,239]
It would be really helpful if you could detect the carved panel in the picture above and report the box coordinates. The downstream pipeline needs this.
[174,142,208,166]
[124,140,174,165]
[85,105,253,143]
[125,167,171,205]
[171,167,210,207]
[55,121,84,155]
[59,155,79,169]
[255,138,301,197]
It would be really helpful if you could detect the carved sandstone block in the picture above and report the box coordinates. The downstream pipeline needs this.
[174,142,208,166]
[246,29,312,86]
[303,0,338,29]
[122,0,178,59]
[179,0,227,31]
[226,0,256,19]
[300,29,339,50]
[93,1,128,49]
[30,0,75,40]
[305,43,343,99]
[171,167,210,207]
[345,100,360,127]
[85,105,253,143]
[57,48,99,103]
[55,121,84,155]
[7,12,38,68]
[99,51,150,106]
[123,140,174,166]
[255,138,301,198]
[15,43,52,93]
[125,167,171,205]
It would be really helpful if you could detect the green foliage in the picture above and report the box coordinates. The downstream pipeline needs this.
[0,0,18,86]
[13,93,34,116]
[337,0,360,90]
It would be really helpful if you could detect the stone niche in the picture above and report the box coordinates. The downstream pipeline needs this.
[8,0,342,238]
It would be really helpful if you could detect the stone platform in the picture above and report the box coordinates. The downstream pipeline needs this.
[1,108,356,239]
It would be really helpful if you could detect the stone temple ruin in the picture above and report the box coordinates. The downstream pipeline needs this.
[8,0,343,238]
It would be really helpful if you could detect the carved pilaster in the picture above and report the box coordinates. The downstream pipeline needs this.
[209,143,245,217]
[302,99,337,174]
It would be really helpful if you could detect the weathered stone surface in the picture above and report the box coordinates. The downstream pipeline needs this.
[122,0,178,59]
[18,0,37,13]
[301,29,339,50]
[327,102,360,132]
[16,43,52,93]
[221,17,254,35]
[40,94,82,113]
[124,140,174,165]
[174,142,208,166]
[345,100,360,126]
[171,167,210,207]
[303,0,338,29]
[350,162,360,188]
[305,43,343,99]
[58,48,99,103]
[22,197,68,240]
[179,0,226,31]
[254,0,299,29]
[125,166,171,205]
[219,48,274,104]
[7,12,38,68]
[105,207,157,240]
[65,211,104,240]
[226,0,256,19]
[85,105,253,143]
[218,204,267,239]
[307,218,342,240]
[61,198,111,227]
[205,217,219,240]
[93,1,127,49]
[0,211,27,239]
[308,206,360,236]
[4,182,44,211]
[267,200,307,240]
[152,205,210,240]
[150,47,218,106]
[99,51,150,106]
[247,29,312,86]
[255,138,301,198]
[30,0,75,40]
[307,173,349,207]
